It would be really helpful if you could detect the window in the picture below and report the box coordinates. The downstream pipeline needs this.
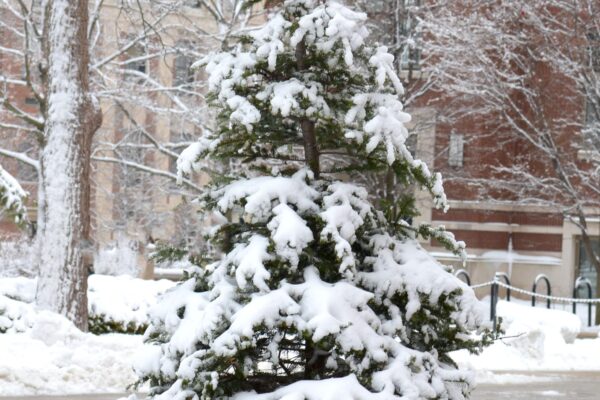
[448,132,464,167]
[577,238,600,296]
[405,133,417,157]
[173,52,194,86]
[588,30,600,72]
[585,95,598,127]
[399,0,421,71]
[584,31,599,131]
[124,43,147,76]
[14,141,37,183]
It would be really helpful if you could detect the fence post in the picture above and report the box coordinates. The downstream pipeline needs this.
[490,274,499,333]
[455,269,471,286]
[532,274,552,309]
[495,272,511,301]
[573,277,593,327]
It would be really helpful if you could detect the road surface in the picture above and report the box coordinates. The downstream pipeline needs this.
[1,372,599,400]
[472,371,600,399]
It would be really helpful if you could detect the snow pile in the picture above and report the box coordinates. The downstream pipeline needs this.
[0,310,142,396]
[0,276,36,302]
[498,301,581,348]
[451,300,600,371]
[0,293,35,333]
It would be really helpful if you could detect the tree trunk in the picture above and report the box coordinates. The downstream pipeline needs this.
[35,0,102,331]
[295,39,320,179]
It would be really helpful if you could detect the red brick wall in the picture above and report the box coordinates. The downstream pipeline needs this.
[432,209,563,226]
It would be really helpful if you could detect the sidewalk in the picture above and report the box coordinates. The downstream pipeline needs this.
[473,371,600,399]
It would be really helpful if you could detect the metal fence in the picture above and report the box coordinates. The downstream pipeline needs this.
[455,271,600,329]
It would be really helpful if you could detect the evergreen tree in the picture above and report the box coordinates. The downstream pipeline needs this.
[137,1,492,399]
[0,164,27,225]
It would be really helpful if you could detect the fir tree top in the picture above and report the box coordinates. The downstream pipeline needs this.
[187,0,447,212]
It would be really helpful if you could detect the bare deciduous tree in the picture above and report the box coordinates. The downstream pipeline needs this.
[0,0,260,327]
[420,0,600,317]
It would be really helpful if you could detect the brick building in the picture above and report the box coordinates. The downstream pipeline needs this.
[0,0,231,266]
[410,0,600,297]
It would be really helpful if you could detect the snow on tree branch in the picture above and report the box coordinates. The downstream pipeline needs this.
[0,163,27,224]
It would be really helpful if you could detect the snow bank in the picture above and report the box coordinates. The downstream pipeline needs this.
[0,310,142,395]
[451,300,600,371]
[0,275,174,395]
[0,293,35,333]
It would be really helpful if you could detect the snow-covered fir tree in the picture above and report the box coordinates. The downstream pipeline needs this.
[0,164,27,224]
[136,1,492,399]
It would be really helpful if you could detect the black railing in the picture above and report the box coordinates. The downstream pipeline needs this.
[458,270,598,329]
[495,272,511,301]
[573,277,593,327]
[454,269,471,286]
[532,274,552,309]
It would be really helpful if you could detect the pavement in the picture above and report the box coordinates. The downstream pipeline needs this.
[1,372,599,399]
[472,371,600,399]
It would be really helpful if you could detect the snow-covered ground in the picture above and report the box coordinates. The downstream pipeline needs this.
[451,299,600,381]
[0,312,143,396]
[1,275,600,395]
[0,275,173,396]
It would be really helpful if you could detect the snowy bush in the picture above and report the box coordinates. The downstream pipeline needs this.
[88,275,175,334]
[0,294,34,334]
[0,275,175,335]
[135,1,492,399]
[0,164,28,225]
[94,235,141,276]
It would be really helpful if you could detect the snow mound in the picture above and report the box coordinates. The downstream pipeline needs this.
[0,276,36,303]
[498,301,581,354]
[0,309,142,396]
[0,294,35,333]
[451,300,600,372]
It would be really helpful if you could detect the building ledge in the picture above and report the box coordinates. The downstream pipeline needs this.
[431,250,562,266]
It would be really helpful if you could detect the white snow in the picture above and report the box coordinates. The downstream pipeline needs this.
[451,299,600,372]
[0,274,179,396]
[0,310,143,396]
[214,169,320,221]
[3,272,600,396]
[268,203,314,269]
[0,240,37,277]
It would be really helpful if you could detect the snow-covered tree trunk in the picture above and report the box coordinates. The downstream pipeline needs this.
[35,0,102,330]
